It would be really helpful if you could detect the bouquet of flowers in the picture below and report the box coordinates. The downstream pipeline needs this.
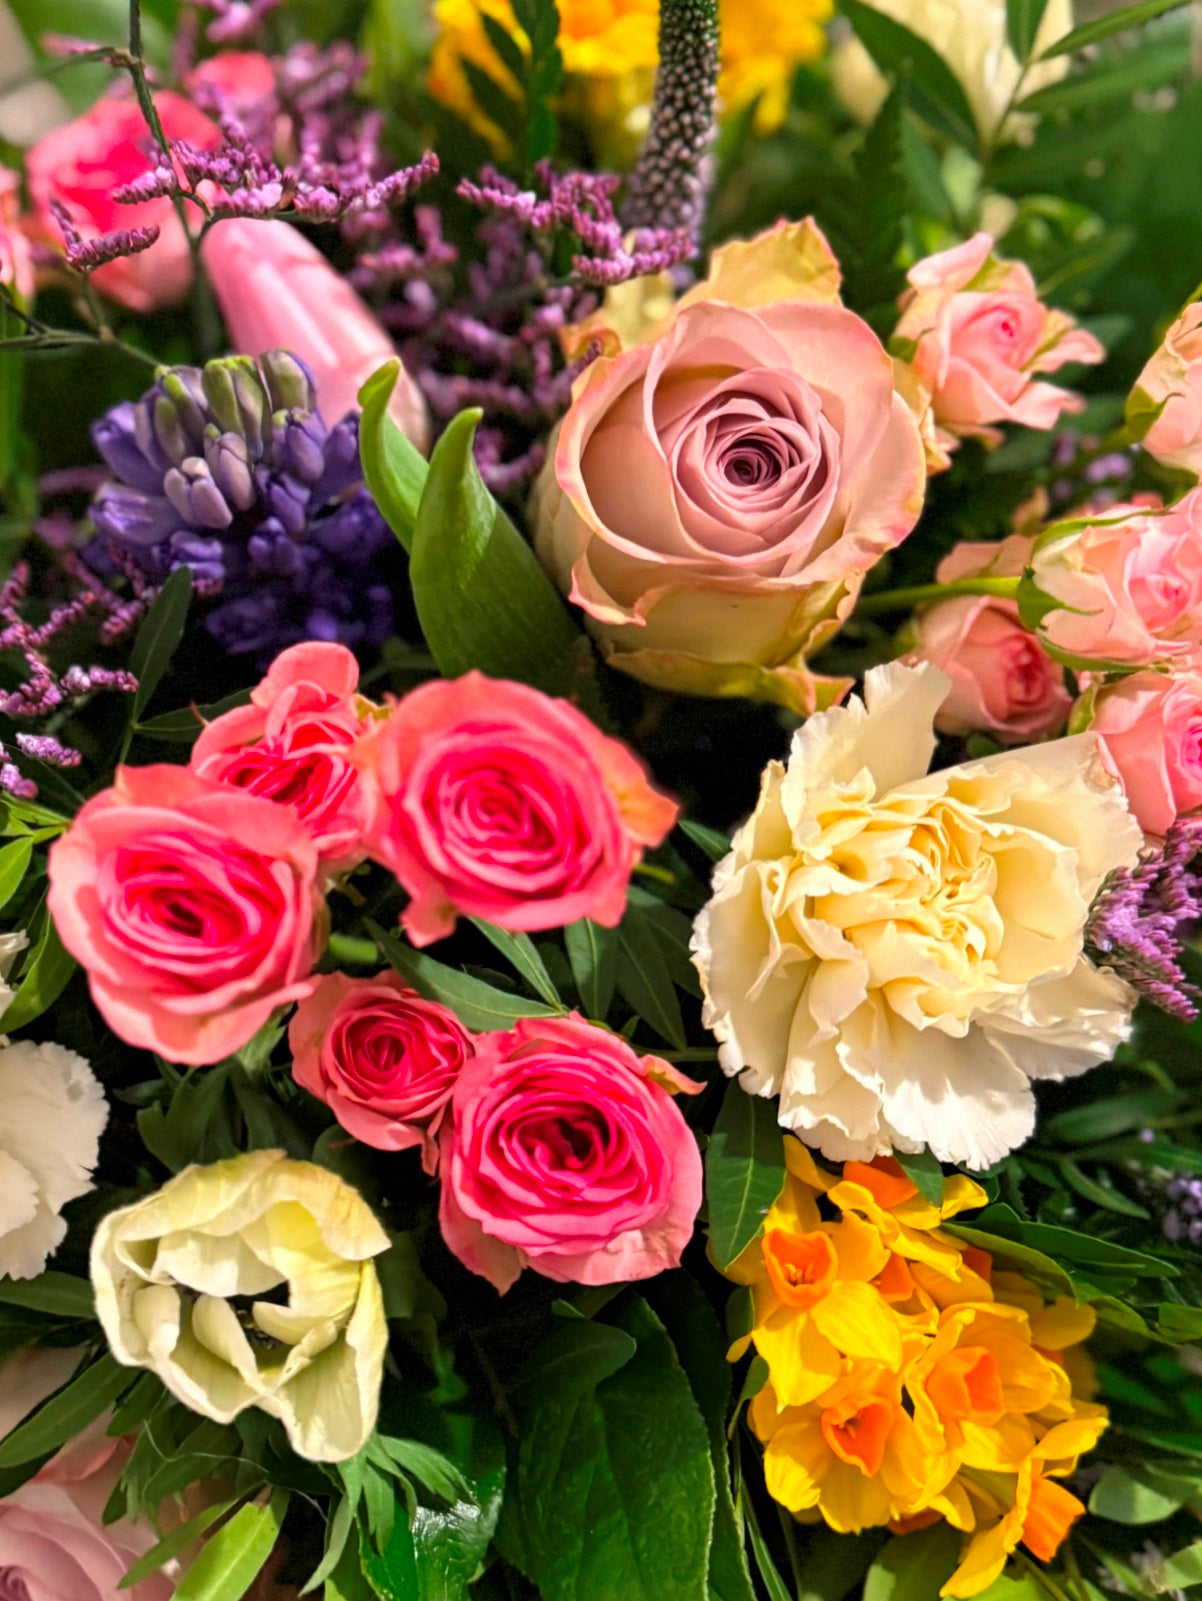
[2,0,1202,1597]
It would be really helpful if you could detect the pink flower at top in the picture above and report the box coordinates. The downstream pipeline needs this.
[438,1014,703,1292]
[289,971,472,1168]
[185,50,278,114]
[1129,301,1202,479]
[1084,669,1202,837]
[47,765,325,1066]
[26,93,220,313]
[894,233,1104,452]
[192,641,376,875]
[907,534,1070,743]
[357,672,678,945]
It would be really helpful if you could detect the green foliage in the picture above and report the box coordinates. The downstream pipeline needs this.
[370,919,560,1029]
[1039,0,1193,59]
[838,1,979,149]
[0,906,76,1034]
[862,1525,962,1601]
[173,1489,290,1601]
[357,362,430,553]
[0,1353,132,1472]
[511,0,563,169]
[705,1083,788,1271]
[1005,0,1054,61]
[129,567,193,723]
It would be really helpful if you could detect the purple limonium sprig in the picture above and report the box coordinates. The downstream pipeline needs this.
[194,0,282,45]
[1085,820,1202,1020]
[47,198,160,275]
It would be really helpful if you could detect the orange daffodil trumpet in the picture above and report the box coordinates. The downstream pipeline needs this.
[726,1141,1106,1597]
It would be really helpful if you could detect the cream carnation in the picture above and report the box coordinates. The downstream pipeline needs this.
[0,1039,107,1279]
[691,663,1141,1170]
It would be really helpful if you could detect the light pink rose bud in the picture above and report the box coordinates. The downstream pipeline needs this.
[1031,490,1202,668]
[1129,302,1202,478]
[200,217,430,451]
[893,233,1104,454]
[909,534,1070,743]
[1082,669,1202,837]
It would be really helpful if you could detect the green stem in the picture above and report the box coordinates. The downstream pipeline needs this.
[857,576,1021,617]
[325,933,382,967]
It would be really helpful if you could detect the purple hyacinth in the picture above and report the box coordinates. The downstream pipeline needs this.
[1085,820,1202,1021]
[85,351,397,662]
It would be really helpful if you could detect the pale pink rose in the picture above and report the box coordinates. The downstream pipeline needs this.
[192,641,376,874]
[26,94,220,313]
[908,534,1070,743]
[534,220,926,714]
[1031,491,1202,668]
[47,766,325,1066]
[200,219,430,450]
[894,233,1104,452]
[358,672,678,946]
[438,1014,702,1292]
[1129,302,1202,478]
[289,971,473,1166]
[1083,670,1202,837]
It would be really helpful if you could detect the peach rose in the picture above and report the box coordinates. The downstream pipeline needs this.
[534,219,926,713]
[907,535,1070,743]
[47,766,325,1066]
[1030,491,1202,668]
[1128,302,1202,478]
[26,93,219,313]
[1081,670,1202,837]
[893,235,1104,454]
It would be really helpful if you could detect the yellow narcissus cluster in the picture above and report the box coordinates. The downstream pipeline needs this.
[727,1141,1106,1597]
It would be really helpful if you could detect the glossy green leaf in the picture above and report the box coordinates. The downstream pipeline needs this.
[1160,1539,1202,1590]
[862,1524,962,1601]
[130,567,193,722]
[615,904,686,1048]
[840,0,979,147]
[1039,0,1190,58]
[0,837,32,913]
[0,1273,94,1320]
[564,919,618,1020]
[468,918,563,1009]
[357,361,429,553]
[1005,0,1053,59]
[0,1354,131,1468]
[120,1499,240,1589]
[135,689,252,742]
[174,1489,289,1600]
[945,1223,1073,1298]
[0,916,76,1035]
[679,820,729,863]
[705,1082,788,1271]
[1089,1465,1189,1524]
[370,920,558,1030]
[896,1149,944,1208]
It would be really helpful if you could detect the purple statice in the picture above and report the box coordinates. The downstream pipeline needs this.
[47,197,160,274]
[1085,821,1202,1020]
[1162,1175,1202,1244]
[193,0,282,45]
[84,350,397,662]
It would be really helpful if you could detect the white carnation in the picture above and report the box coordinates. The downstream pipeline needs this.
[0,1039,107,1279]
[692,662,1142,1171]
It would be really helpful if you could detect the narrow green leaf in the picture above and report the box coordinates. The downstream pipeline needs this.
[740,1486,791,1601]
[1039,0,1190,57]
[135,689,252,742]
[301,1496,353,1594]
[468,918,563,1009]
[480,10,529,85]
[615,908,686,1049]
[0,917,76,1035]
[120,1498,240,1589]
[0,1272,94,1320]
[840,0,979,147]
[461,57,526,144]
[174,1488,289,1601]
[1089,1466,1186,1525]
[1017,35,1190,114]
[357,361,429,553]
[324,1540,377,1601]
[0,837,32,913]
[564,919,618,1020]
[706,1082,788,1270]
[1005,0,1053,59]
[130,566,193,721]
[512,0,562,167]
[1160,1539,1202,1591]
[374,1437,472,1504]
[0,1353,132,1468]
[369,920,558,1030]
[1058,1159,1149,1219]
[943,1223,1072,1298]
[679,820,729,863]
[896,1149,945,1207]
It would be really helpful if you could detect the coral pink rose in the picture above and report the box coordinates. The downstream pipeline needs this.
[438,1014,702,1292]
[1083,670,1202,837]
[534,218,926,713]
[192,641,376,874]
[1128,301,1202,478]
[47,766,325,1066]
[289,971,472,1166]
[358,672,678,945]
[908,535,1070,743]
[186,51,278,113]
[893,233,1104,452]
[1030,490,1202,668]
[26,93,220,313]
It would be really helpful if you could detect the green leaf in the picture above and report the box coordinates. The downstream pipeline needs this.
[976,1208,1178,1279]
[480,10,529,86]
[564,919,618,1020]
[1039,0,1191,58]
[303,1496,354,1595]
[130,566,193,722]
[0,1273,94,1320]
[679,820,729,863]
[706,1082,788,1271]
[512,0,562,167]
[120,1498,240,1589]
[325,1540,377,1601]
[615,904,687,1049]
[945,1223,1073,1298]
[468,918,563,1009]
[0,1353,131,1468]
[1017,34,1191,115]
[461,58,526,146]
[896,1149,944,1207]
[1157,1304,1202,1343]
[862,1524,962,1601]
[357,361,429,553]
[0,915,76,1036]
[373,1437,472,1505]
[0,836,31,914]
[174,1489,289,1601]
[740,1487,790,1601]
[840,0,979,147]
[370,920,559,1030]
[1089,1465,1189,1524]
[794,1526,887,1601]
[1160,1539,1202,1591]
[1040,1089,1182,1143]
[1005,0,1053,59]
[409,410,584,694]
[135,689,252,742]
[1058,1159,1148,1219]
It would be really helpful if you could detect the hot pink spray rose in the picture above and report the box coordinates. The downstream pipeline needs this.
[47,766,325,1066]
[1128,301,1202,478]
[192,642,377,874]
[534,218,926,713]
[907,534,1070,743]
[1030,490,1202,668]
[26,93,220,313]
[438,1014,703,1292]
[357,672,678,945]
[289,971,472,1166]
[1081,670,1202,837]
[893,233,1104,454]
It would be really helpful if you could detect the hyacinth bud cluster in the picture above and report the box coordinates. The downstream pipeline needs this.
[86,351,396,660]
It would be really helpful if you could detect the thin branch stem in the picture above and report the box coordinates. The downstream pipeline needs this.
[857,576,1022,616]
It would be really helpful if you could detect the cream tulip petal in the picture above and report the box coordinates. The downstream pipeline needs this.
[190,1293,261,1387]
[130,1282,181,1365]
[155,1228,284,1298]
[256,1301,334,1351]
[240,1203,361,1319]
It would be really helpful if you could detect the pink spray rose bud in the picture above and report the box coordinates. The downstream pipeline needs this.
[1128,302,1202,479]
[438,1014,703,1293]
[47,765,326,1066]
[289,970,473,1167]
[192,641,378,875]
[533,217,927,715]
[357,671,678,946]
[200,217,430,450]
[1081,669,1202,837]
[26,93,221,313]
[893,233,1104,454]
[1030,489,1202,668]
[908,534,1070,743]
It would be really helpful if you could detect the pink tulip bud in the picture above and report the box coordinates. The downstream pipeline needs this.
[200,217,429,451]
